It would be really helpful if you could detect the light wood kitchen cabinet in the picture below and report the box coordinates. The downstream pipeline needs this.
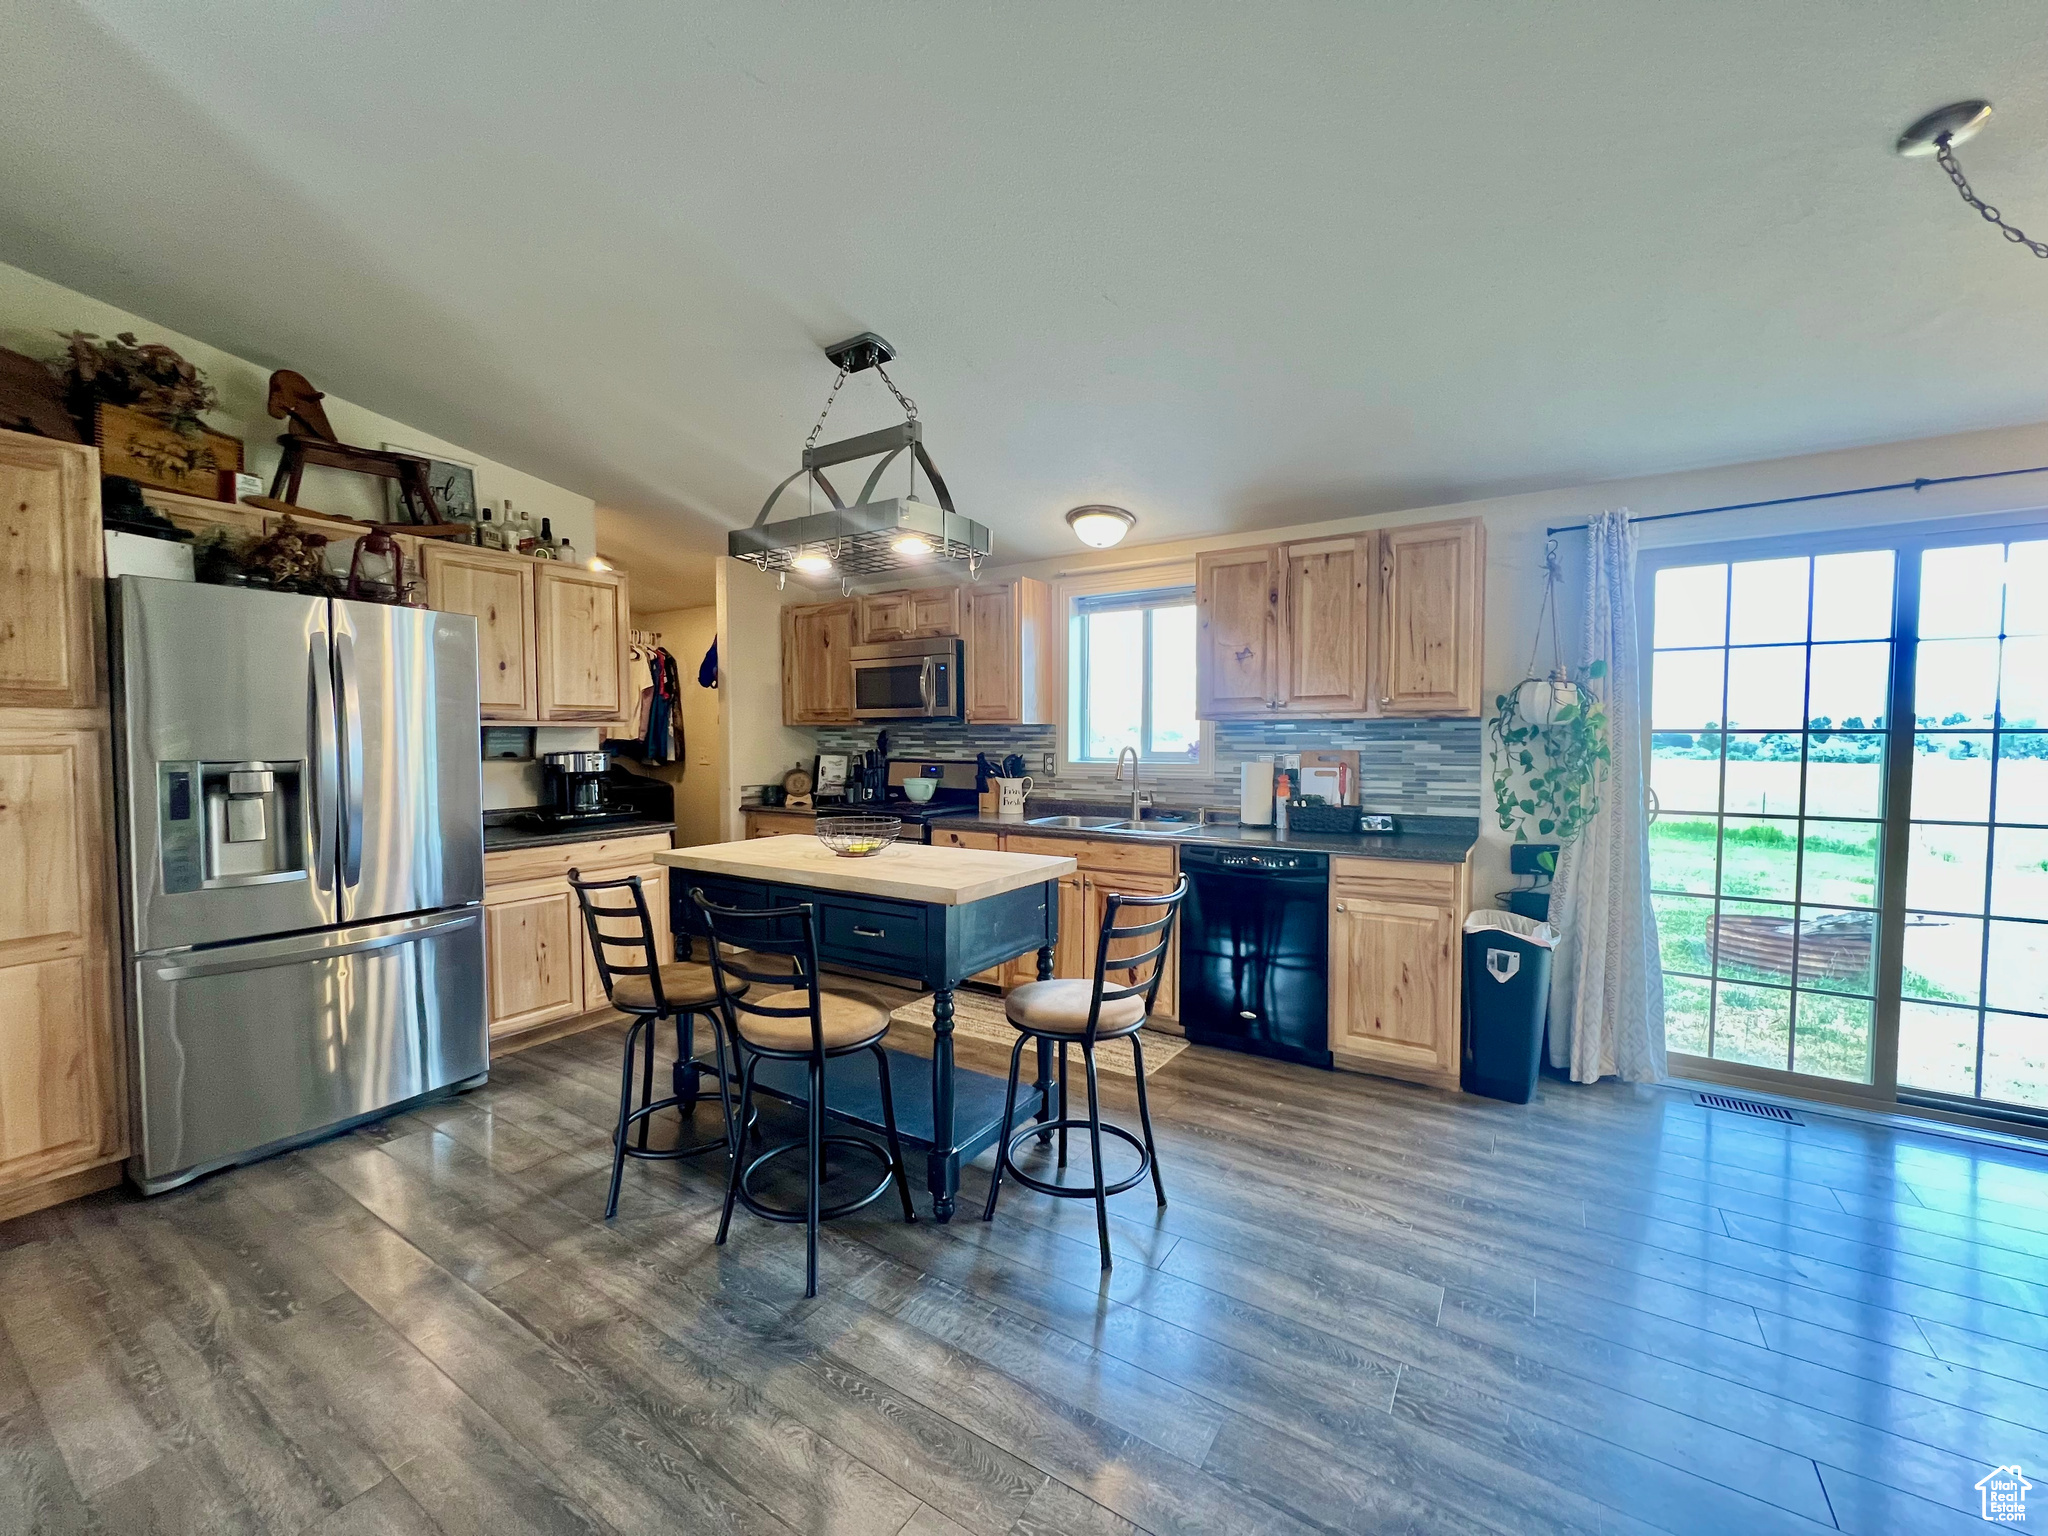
[1277,536,1373,714]
[534,562,632,721]
[419,542,538,719]
[781,599,858,725]
[860,585,960,642]
[1084,869,1180,1021]
[964,577,1057,725]
[995,835,1178,1019]
[1378,520,1484,716]
[1195,546,1279,718]
[481,831,672,1047]
[1195,518,1484,720]
[999,870,1088,991]
[484,879,584,1038]
[745,810,824,839]
[1328,855,1470,1090]
[580,862,670,1010]
[0,430,125,1220]
[0,432,101,711]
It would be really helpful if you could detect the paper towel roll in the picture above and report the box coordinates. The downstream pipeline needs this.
[1240,760,1274,826]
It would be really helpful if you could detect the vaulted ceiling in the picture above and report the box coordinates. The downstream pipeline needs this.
[5,2,2046,607]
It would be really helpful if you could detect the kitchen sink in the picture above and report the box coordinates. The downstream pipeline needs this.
[1025,815,1128,830]
[1104,820,1185,834]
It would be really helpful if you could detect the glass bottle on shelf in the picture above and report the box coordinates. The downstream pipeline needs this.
[534,517,558,558]
[475,503,500,550]
[556,536,577,564]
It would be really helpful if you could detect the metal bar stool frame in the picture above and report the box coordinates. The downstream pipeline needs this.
[692,888,917,1297]
[982,876,1188,1269]
[569,867,738,1220]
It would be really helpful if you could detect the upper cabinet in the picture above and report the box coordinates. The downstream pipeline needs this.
[782,599,858,725]
[534,563,631,721]
[419,547,630,724]
[0,434,100,712]
[1195,517,1484,719]
[419,543,538,720]
[860,585,960,642]
[1378,520,1484,717]
[964,577,1056,725]
[1194,546,1279,718]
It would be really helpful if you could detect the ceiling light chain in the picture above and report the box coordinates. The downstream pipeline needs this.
[1934,137,2048,259]
[804,366,850,450]
[873,362,919,421]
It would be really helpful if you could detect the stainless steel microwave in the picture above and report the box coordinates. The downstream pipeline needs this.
[851,638,964,720]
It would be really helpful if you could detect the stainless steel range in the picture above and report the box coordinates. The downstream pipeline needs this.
[111,577,488,1194]
[877,757,984,839]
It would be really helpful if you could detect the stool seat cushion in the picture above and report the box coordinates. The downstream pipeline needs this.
[738,988,892,1052]
[1003,979,1147,1036]
[610,961,730,1012]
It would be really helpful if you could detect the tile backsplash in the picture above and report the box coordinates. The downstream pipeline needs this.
[808,718,1480,817]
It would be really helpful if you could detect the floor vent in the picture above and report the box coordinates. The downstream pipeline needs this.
[1696,1091,1801,1125]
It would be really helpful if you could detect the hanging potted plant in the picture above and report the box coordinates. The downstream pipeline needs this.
[1489,541,1611,843]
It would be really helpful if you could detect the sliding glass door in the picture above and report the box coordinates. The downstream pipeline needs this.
[1644,520,2048,1123]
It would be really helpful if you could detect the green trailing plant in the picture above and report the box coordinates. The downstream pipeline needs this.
[1490,660,1611,842]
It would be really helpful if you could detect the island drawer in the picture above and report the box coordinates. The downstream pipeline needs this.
[817,895,928,967]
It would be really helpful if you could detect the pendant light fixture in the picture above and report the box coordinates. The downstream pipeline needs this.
[730,333,992,583]
[1065,503,1136,548]
[1897,100,2048,261]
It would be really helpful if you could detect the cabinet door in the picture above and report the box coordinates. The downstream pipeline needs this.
[746,812,818,839]
[1378,520,1483,717]
[421,544,537,719]
[859,591,916,643]
[484,880,584,1038]
[1329,894,1459,1085]
[1195,547,1278,717]
[1084,871,1179,1021]
[908,587,961,637]
[963,581,1021,724]
[1001,870,1086,989]
[1277,536,1371,715]
[782,600,857,725]
[0,433,99,711]
[580,864,669,1011]
[0,727,123,1185]
[535,564,630,720]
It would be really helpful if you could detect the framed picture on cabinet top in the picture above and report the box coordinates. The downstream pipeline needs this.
[382,445,477,527]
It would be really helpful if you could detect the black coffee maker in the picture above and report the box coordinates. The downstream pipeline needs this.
[541,750,611,821]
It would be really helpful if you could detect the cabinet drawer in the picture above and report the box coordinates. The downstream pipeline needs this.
[931,826,1002,851]
[745,812,819,839]
[818,896,927,967]
[1004,834,1176,877]
[1330,856,1461,906]
[484,832,672,886]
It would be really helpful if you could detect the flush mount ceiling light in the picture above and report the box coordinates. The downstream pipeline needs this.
[1897,100,2048,261]
[731,333,992,584]
[1065,504,1137,549]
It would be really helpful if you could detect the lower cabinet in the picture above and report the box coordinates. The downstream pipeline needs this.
[481,833,671,1045]
[745,811,820,839]
[988,835,1179,1022]
[1327,855,1470,1089]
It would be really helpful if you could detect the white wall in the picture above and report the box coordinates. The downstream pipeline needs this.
[717,561,815,841]
[973,416,2048,910]
[0,258,596,553]
[629,604,722,846]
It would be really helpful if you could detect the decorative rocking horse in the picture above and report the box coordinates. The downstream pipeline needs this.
[251,370,459,532]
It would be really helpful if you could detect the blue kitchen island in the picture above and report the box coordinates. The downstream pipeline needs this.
[659,835,1077,1221]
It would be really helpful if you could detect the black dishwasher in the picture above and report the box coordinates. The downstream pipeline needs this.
[1178,844,1331,1068]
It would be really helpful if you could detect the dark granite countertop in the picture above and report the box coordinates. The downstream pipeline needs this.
[741,803,1477,863]
[483,814,676,852]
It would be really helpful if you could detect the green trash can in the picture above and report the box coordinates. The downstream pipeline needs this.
[1462,910,1559,1103]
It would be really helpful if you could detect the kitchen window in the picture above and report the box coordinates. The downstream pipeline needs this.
[1643,517,2048,1128]
[1068,584,1203,765]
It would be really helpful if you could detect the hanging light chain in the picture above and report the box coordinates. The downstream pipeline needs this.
[804,366,850,451]
[1934,135,2048,259]
[873,362,919,421]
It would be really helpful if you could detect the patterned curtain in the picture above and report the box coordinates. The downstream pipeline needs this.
[1547,510,1666,1082]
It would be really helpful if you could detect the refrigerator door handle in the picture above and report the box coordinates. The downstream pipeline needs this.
[146,907,480,980]
[309,625,339,891]
[335,626,365,889]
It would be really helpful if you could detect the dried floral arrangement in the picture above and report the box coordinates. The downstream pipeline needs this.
[193,516,338,596]
[52,330,220,436]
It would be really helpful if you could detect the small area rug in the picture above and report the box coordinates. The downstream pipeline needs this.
[889,989,1188,1078]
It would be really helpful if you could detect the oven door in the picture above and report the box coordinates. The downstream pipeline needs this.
[852,647,963,719]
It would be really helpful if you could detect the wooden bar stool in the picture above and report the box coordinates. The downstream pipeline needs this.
[691,888,916,1298]
[983,876,1188,1269]
[569,868,738,1220]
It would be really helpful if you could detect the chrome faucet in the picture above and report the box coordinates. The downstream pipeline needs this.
[1115,745,1148,823]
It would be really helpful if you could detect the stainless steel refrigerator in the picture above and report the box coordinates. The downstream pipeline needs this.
[111,577,488,1194]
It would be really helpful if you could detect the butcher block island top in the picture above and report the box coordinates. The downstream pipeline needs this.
[657,835,1076,905]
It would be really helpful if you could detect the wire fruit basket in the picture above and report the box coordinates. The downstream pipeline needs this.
[815,815,901,857]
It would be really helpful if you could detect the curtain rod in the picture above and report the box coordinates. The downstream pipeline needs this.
[1545,463,2048,536]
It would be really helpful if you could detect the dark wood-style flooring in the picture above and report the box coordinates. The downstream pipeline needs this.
[2,1010,2043,1535]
